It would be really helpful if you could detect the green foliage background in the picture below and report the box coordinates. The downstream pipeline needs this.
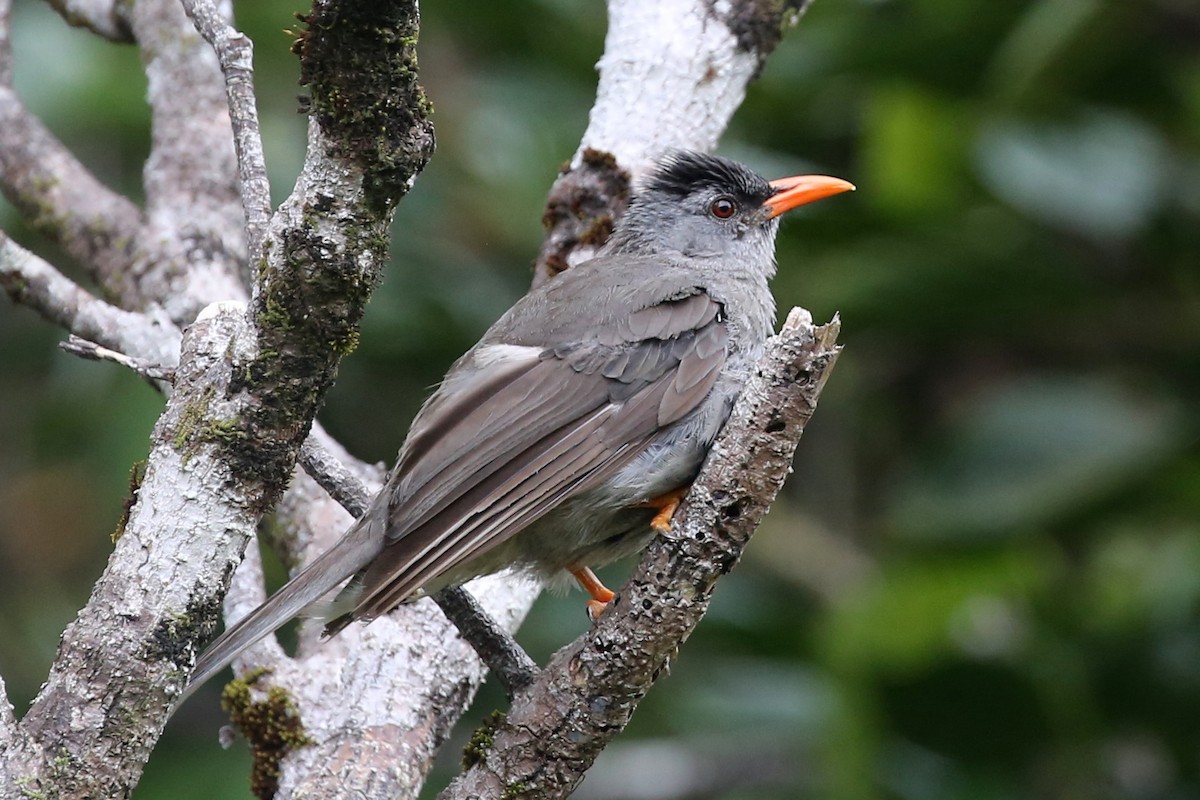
[1,0,1198,797]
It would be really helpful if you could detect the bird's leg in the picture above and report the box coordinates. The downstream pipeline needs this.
[639,486,690,533]
[571,566,616,620]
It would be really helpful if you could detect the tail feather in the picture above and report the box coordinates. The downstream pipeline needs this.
[176,512,383,707]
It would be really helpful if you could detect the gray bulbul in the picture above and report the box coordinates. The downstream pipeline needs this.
[184,151,853,698]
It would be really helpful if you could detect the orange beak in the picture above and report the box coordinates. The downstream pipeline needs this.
[764,175,856,219]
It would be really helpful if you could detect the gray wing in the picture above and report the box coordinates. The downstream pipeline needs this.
[349,289,728,620]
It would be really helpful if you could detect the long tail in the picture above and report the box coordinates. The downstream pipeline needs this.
[176,509,384,707]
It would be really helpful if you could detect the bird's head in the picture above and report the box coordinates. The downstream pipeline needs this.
[607,150,854,272]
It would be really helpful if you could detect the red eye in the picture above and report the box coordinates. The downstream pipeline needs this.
[710,197,736,219]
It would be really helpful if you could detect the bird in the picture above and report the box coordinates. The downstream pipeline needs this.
[182,150,853,699]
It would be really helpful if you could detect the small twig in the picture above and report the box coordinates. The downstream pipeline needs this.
[433,587,541,698]
[0,233,182,368]
[59,335,176,382]
[297,435,376,517]
[297,434,541,690]
[181,0,272,263]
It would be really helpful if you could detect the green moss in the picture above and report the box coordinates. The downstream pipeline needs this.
[338,328,361,356]
[461,710,506,769]
[15,777,47,800]
[172,385,216,457]
[222,669,313,800]
[293,1,435,212]
[111,460,146,543]
[201,417,245,447]
[501,782,530,799]
[145,593,223,670]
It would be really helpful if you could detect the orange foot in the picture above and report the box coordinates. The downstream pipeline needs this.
[570,566,615,620]
[640,486,690,533]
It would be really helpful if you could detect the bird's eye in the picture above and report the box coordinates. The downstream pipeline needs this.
[710,197,737,219]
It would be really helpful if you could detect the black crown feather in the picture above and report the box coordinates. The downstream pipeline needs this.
[644,150,773,204]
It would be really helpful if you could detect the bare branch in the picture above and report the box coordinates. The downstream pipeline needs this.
[0,232,181,366]
[442,310,842,799]
[0,90,147,285]
[12,302,266,799]
[0,673,15,771]
[297,434,377,517]
[45,0,133,42]
[182,0,272,263]
[432,587,541,699]
[130,0,247,305]
[59,335,177,382]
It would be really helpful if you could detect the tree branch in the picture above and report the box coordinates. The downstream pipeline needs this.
[181,0,273,264]
[10,302,266,799]
[535,0,806,284]
[431,587,541,699]
[442,310,842,799]
[2,0,439,794]
[0,232,182,367]
[129,0,248,321]
[45,0,134,42]
[0,90,146,287]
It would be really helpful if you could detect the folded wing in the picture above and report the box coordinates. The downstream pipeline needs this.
[345,288,729,622]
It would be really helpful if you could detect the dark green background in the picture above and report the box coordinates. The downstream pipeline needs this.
[1,0,1198,797]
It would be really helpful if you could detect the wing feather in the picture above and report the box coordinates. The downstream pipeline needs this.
[344,289,730,624]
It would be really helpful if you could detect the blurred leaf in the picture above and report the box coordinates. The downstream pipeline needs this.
[986,0,1102,104]
[889,376,1180,540]
[975,110,1168,239]
[820,545,1056,675]
[1082,524,1200,633]
[861,83,970,219]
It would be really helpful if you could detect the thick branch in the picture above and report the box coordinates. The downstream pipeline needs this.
[10,302,264,799]
[442,310,841,799]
